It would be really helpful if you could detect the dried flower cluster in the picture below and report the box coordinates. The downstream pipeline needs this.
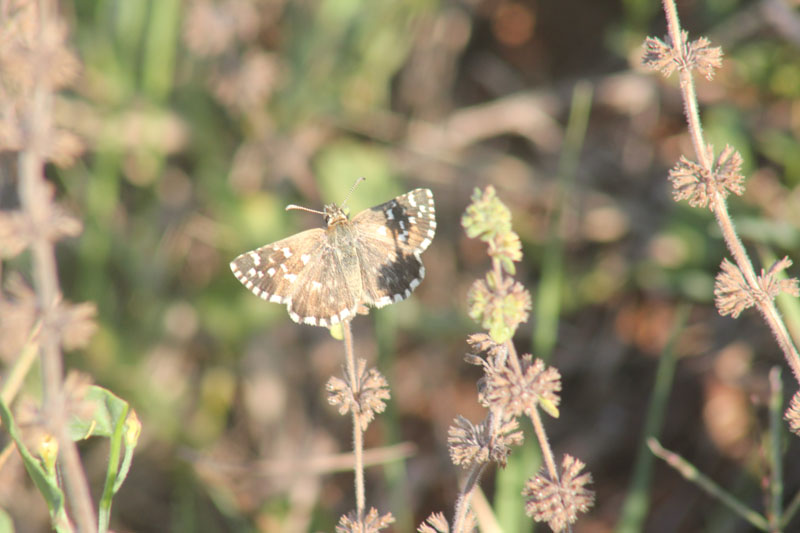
[0,0,84,164]
[467,273,531,344]
[669,145,744,209]
[327,358,390,431]
[643,30,723,81]
[448,414,523,468]
[462,186,530,343]
[418,510,476,533]
[479,353,561,420]
[336,507,395,533]
[785,392,800,436]
[714,257,799,319]
[522,455,594,532]
[433,187,594,532]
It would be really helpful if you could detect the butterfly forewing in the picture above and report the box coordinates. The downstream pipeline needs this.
[230,228,356,325]
[350,189,436,307]
[352,189,436,254]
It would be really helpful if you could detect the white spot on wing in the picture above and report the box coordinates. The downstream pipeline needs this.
[282,247,292,258]
[301,254,311,265]
[249,251,261,266]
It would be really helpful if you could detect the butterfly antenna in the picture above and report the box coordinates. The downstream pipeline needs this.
[340,176,365,208]
[285,204,325,215]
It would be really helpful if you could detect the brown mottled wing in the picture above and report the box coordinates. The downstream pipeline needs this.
[350,188,436,308]
[229,228,359,326]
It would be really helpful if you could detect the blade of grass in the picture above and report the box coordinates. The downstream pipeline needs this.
[648,438,770,531]
[767,368,783,530]
[615,303,689,532]
[533,80,593,358]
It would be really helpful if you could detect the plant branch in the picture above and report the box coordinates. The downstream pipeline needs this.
[661,0,800,383]
[15,2,96,530]
[342,320,365,517]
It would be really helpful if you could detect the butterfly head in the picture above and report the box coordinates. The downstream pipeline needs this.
[323,203,349,227]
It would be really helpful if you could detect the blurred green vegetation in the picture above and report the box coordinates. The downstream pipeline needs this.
[2,0,800,531]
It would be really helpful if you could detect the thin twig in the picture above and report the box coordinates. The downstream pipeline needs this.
[342,320,365,517]
[648,438,770,530]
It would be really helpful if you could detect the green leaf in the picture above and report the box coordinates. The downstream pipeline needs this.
[539,398,560,418]
[0,508,14,533]
[72,386,138,533]
[0,399,69,530]
[67,385,130,441]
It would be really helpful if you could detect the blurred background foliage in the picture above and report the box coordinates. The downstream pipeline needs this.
[3,0,800,531]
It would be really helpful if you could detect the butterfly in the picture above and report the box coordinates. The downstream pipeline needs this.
[230,185,436,327]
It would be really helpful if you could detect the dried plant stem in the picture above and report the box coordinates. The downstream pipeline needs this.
[16,9,97,531]
[507,337,559,483]
[452,460,487,533]
[342,320,365,517]
[662,0,800,383]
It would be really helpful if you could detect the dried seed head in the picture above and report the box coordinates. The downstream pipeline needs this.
[686,36,724,81]
[0,11,80,91]
[418,510,476,533]
[0,274,37,359]
[327,359,390,431]
[480,354,561,420]
[336,508,395,533]
[785,391,800,436]
[448,414,523,468]
[466,332,507,366]
[523,455,594,532]
[47,297,98,351]
[714,259,753,318]
[715,257,799,318]
[0,183,82,259]
[467,274,531,343]
[643,31,722,80]
[669,145,743,209]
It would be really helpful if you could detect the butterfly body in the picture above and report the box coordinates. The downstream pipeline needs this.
[230,188,436,327]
